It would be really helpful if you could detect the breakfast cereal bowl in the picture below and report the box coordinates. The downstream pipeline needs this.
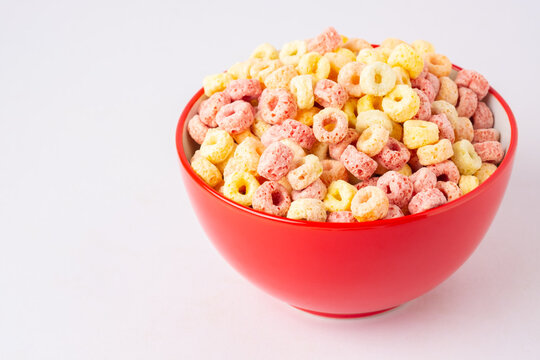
[176,66,517,318]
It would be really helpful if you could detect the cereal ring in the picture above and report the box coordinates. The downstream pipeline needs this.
[337,62,365,97]
[280,119,317,150]
[329,129,359,160]
[397,163,412,176]
[215,100,255,134]
[279,40,308,66]
[340,145,378,181]
[280,139,306,165]
[384,204,404,219]
[452,140,482,175]
[312,108,349,144]
[374,46,392,63]
[258,88,297,125]
[458,175,479,195]
[295,108,318,127]
[455,69,490,100]
[225,79,262,101]
[474,162,497,184]
[436,181,462,202]
[278,177,293,193]
[377,171,414,208]
[264,65,298,89]
[257,141,293,181]
[287,198,327,222]
[390,121,404,141]
[351,186,389,222]
[355,177,379,190]
[382,85,420,123]
[473,128,500,143]
[424,53,452,77]
[292,178,327,201]
[403,120,439,149]
[222,171,260,206]
[289,75,315,109]
[410,167,437,194]
[324,48,356,80]
[200,128,235,163]
[250,43,279,60]
[381,37,407,49]
[228,59,257,80]
[357,94,383,112]
[342,38,372,54]
[310,141,329,160]
[411,40,435,57]
[287,154,323,190]
[411,76,436,103]
[320,159,348,185]
[426,73,440,95]
[356,48,385,64]
[436,77,459,106]
[387,44,424,79]
[326,211,358,223]
[314,79,349,108]
[360,62,397,96]
[203,72,233,97]
[393,66,411,86]
[412,89,431,120]
[198,91,232,128]
[343,98,359,128]
[228,138,263,175]
[473,141,504,164]
[428,160,460,183]
[427,113,455,143]
[323,180,358,212]
[306,27,342,55]
[356,125,389,157]
[252,181,292,217]
[260,124,285,147]
[472,101,494,129]
[431,100,459,128]
[187,115,209,145]
[191,156,223,187]
[251,116,272,138]
[408,150,423,172]
[456,87,478,118]
[249,59,283,83]
[408,188,447,214]
[356,110,393,134]
[454,116,475,143]
[373,137,411,170]
[297,52,331,81]
[417,139,454,166]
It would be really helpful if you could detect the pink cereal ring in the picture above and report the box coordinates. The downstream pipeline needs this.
[329,129,359,160]
[258,88,297,125]
[225,79,262,101]
[314,79,349,109]
[291,178,327,201]
[257,141,294,181]
[408,188,447,214]
[409,167,437,194]
[198,91,231,127]
[307,26,342,55]
[355,177,379,190]
[411,77,436,102]
[327,210,358,223]
[252,181,291,217]
[455,69,490,100]
[473,141,504,164]
[187,114,209,145]
[383,204,404,219]
[215,100,254,134]
[473,128,500,143]
[337,62,365,97]
[428,160,460,183]
[376,171,414,208]
[472,101,494,129]
[320,159,348,186]
[428,113,455,143]
[373,137,411,171]
[312,108,349,144]
[456,87,478,118]
[436,181,462,202]
[280,119,317,150]
[426,73,440,96]
[413,89,432,120]
[261,125,285,147]
[340,145,378,181]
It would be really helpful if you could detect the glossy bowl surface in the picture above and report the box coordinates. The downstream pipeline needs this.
[176,65,517,317]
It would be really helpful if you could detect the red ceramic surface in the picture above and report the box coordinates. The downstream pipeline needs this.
[176,65,517,318]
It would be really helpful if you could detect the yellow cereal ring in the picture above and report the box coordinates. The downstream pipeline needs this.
[310,140,329,160]
[232,130,258,144]
[357,94,383,112]
[229,137,265,176]
[279,40,308,66]
[289,74,315,109]
[403,120,439,149]
[374,46,392,62]
[390,121,403,141]
[356,48,386,64]
[264,64,298,89]
[203,72,233,97]
[458,175,479,195]
[451,140,482,175]
[351,186,389,222]
[381,37,407,50]
[355,110,393,134]
[191,156,223,188]
[324,48,356,80]
[396,163,412,176]
[342,98,359,128]
[474,162,497,184]
[323,180,358,212]
[411,40,435,57]
[250,43,279,60]
[360,62,396,96]
[387,44,424,79]
[297,52,331,81]
[382,85,420,122]
[222,171,260,206]
[392,66,411,86]
[296,107,320,127]
[228,59,257,80]
[287,154,323,190]
[431,100,459,128]
[249,59,283,83]
[417,139,454,165]
[286,198,327,222]
[356,124,390,156]
[200,129,235,164]
[251,116,271,138]
[216,143,237,173]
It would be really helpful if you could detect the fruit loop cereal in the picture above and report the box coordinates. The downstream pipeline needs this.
[187,28,504,222]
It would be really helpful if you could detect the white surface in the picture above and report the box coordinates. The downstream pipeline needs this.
[1,0,539,359]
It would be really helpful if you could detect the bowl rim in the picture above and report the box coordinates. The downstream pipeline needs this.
[176,64,518,228]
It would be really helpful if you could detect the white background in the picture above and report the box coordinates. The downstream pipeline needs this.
[1,0,539,359]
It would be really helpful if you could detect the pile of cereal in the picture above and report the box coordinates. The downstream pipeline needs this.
[187,27,503,222]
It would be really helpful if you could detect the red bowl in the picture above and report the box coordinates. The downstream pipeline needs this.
[175,66,517,318]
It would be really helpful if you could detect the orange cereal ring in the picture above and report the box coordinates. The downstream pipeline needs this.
[424,53,452,77]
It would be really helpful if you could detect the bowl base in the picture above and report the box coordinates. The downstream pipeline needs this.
[292,305,399,318]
